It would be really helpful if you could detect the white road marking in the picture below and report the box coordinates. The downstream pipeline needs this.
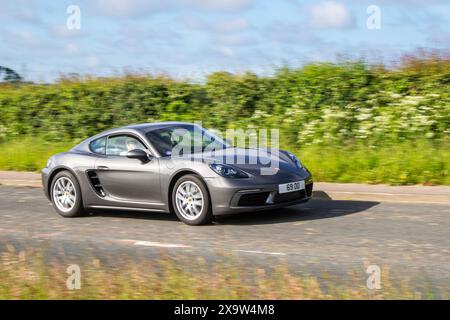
[133,240,191,248]
[235,249,286,256]
[132,240,286,255]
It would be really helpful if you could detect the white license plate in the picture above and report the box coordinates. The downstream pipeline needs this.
[278,181,305,194]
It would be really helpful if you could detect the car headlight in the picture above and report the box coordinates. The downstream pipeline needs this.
[209,163,248,178]
[287,152,303,169]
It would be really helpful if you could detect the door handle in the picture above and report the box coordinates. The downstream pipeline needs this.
[96,166,110,171]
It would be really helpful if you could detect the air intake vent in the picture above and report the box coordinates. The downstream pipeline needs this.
[305,183,313,197]
[87,171,105,197]
[238,192,271,206]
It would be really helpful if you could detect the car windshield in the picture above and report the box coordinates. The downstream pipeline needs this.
[146,124,230,157]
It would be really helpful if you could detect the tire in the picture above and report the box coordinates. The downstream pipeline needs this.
[172,174,212,225]
[50,171,85,218]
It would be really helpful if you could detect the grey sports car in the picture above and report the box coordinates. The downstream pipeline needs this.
[42,122,313,225]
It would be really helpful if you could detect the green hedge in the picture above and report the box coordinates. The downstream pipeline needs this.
[1,58,449,145]
[0,57,449,184]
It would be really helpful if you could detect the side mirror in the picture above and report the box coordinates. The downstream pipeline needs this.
[126,149,151,163]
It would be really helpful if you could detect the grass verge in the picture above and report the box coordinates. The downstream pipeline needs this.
[298,142,449,185]
[0,137,75,172]
[0,136,448,185]
[0,245,445,299]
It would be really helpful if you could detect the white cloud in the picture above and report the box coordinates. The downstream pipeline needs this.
[263,22,324,45]
[14,31,42,46]
[214,46,235,58]
[183,0,253,12]
[184,16,249,33]
[0,1,43,25]
[182,16,206,29]
[86,56,101,68]
[94,0,253,17]
[65,44,80,55]
[216,33,257,46]
[94,0,170,17]
[52,25,85,38]
[308,1,354,29]
[216,17,249,32]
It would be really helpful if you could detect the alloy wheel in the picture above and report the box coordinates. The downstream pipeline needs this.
[175,181,204,220]
[53,177,77,213]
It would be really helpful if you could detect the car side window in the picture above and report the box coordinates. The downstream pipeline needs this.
[106,135,146,156]
[90,137,106,155]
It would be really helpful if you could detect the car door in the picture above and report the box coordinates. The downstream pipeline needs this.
[94,134,162,208]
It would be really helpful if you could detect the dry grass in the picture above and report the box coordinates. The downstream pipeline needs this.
[0,245,445,300]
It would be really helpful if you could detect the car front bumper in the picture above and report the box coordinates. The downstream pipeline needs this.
[41,167,51,200]
[205,173,313,215]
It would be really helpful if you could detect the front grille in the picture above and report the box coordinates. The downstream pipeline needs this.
[237,183,313,207]
[238,192,270,206]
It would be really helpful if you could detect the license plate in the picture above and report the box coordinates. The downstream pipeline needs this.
[278,181,305,194]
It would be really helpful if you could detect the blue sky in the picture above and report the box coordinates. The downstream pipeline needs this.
[1,0,449,82]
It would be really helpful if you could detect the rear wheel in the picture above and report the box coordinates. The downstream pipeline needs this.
[50,171,85,217]
[172,174,212,225]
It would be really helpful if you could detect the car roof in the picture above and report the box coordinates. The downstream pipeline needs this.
[70,122,196,155]
[88,121,194,138]
[124,121,195,133]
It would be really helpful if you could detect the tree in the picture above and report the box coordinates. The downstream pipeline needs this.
[0,66,23,83]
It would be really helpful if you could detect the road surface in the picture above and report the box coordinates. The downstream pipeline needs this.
[1,185,449,295]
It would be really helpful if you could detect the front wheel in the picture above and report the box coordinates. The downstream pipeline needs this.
[172,175,212,225]
[50,171,85,217]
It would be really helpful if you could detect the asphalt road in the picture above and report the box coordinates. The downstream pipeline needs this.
[1,185,450,293]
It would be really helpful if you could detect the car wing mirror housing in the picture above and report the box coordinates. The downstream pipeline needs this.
[126,149,151,163]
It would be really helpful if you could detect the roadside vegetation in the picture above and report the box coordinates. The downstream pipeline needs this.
[0,137,448,185]
[0,245,444,299]
[0,53,448,184]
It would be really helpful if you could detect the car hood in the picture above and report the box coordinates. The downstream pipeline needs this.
[185,147,307,179]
